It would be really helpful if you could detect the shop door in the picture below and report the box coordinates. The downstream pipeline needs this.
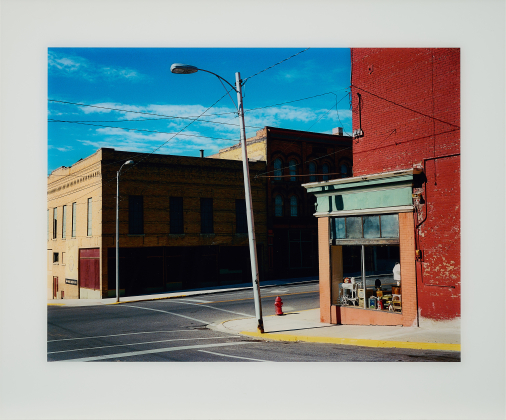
[79,248,100,290]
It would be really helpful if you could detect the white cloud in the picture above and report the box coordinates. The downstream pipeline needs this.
[48,144,74,152]
[48,51,147,82]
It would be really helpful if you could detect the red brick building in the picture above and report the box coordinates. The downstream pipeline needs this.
[305,48,460,325]
[211,126,353,280]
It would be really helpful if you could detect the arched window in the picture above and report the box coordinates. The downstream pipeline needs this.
[274,158,282,180]
[290,196,298,217]
[309,162,317,182]
[340,164,348,178]
[274,195,283,217]
[322,163,330,181]
[289,160,297,181]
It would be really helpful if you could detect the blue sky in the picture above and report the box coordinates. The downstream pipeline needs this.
[48,48,351,173]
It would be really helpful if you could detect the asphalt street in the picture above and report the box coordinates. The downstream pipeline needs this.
[47,283,460,362]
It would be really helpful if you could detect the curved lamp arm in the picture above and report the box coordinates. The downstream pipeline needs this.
[170,63,237,92]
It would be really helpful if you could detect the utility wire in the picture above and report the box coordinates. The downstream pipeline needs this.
[254,91,351,179]
[351,84,461,129]
[242,48,310,83]
[48,89,233,202]
[48,119,240,142]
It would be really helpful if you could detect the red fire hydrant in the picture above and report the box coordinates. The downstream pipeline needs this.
[274,296,283,315]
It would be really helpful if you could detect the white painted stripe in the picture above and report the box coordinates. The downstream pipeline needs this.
[48,336,237,354]
[48,330,198,342]
[60,342,252,362]
[174,301,252,318]
[180,298,212,303]
[198,350,270,362]
[123,305,208,324]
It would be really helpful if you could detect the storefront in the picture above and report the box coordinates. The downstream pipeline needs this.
[303,169,420,327]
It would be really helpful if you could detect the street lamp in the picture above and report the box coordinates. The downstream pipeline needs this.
[171,63,264,333]
[116,159,134,303]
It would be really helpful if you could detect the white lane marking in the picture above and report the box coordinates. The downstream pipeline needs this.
[124,305,208,324]
[60,342,252,362]
[174,301,252,318]
[48,336,238,354]
[179,298,212,303]
[198,350,271,362]
[48,330,198,343]
[268,289,289,294]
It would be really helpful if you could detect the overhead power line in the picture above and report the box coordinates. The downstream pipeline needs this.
[48,119,240,142]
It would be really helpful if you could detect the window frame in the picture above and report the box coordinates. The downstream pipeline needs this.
[290,195,298,217]
[52,208,57,239]
[169,197,184,234]
[129,195,144,235]
[71,202,77,238]
[62,205,67,239]
[235,199,247,234]
[87,198,92,236]
[331,214,400,245]
[289,159,297,181]
[308,162,317,182]
[274,194,283,217]
[200,198,214,234]
[273,158,283,181]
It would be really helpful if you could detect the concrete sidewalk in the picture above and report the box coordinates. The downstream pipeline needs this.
[210,309,461,352]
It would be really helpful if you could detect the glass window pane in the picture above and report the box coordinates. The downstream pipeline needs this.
[363,215,380,238]
[274,195,283,217]
[290,196,298,217]
[289,160,297,181]
[274,159,282,180]
[381,214,399,238]
[346,216,362,239]
[322,164,329,181]
[333,217,346,239]
[309,162,316,182]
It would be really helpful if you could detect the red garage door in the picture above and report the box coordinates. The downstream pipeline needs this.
[79,248,100,290]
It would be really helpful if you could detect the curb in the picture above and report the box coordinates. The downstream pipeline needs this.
[47,279,319,307]
[240,331,461,352]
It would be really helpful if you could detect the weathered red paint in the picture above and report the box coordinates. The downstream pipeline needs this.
[351,48,460,320]
[79,248,100,290]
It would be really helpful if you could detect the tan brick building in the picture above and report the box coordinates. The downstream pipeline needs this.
[47,148,267,299]
[210,126,353,280]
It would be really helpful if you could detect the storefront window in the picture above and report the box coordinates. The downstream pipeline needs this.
[336,244,401,312]
[331,214,399,241]
[331,213,402,312]
[379,214,399,237]
[346,216,362,239]
[363,215,380,238]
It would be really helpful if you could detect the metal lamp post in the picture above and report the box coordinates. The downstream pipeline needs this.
[170,63,264,333]
[116,160,134,303]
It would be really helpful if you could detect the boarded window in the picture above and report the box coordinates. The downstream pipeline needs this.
[235,199,247,234]
[200,198,213,234]
[129,195,144,234]
[170,197,184,234]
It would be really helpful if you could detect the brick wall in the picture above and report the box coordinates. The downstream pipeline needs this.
[351,48,460,320]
